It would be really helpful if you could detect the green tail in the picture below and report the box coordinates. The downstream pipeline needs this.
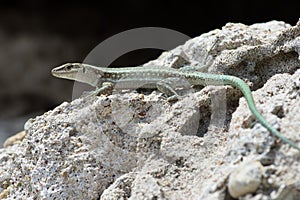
[225,75,300,152]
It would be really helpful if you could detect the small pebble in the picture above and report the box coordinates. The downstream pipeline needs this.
[228,161,263,198]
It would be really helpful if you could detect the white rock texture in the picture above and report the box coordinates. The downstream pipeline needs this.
[1,20,300,199]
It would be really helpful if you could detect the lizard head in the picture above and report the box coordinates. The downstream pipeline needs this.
[52,63,104,87]
[51,63,86,79]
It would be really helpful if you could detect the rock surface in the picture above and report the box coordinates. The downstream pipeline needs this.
[1,20,300,199]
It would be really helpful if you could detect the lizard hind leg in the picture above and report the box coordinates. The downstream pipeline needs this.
[156,81,179,102]
[156,77,193,102]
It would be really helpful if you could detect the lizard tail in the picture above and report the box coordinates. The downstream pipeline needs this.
[225,75,300,152]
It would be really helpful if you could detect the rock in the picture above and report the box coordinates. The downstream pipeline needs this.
[271,183,300,200]
[228,161,263,198]
[3,130,26,148]
[1,20,300,199]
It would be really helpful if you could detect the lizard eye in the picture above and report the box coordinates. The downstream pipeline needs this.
[66,65,72,71]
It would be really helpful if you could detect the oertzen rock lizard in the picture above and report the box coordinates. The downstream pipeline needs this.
[51,63,300,152]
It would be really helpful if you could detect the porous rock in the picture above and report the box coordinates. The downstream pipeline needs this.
[1,20,300,199]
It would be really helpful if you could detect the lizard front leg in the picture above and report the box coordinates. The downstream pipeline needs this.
[84,82,114,98]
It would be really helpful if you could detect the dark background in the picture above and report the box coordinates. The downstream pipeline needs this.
[0,0,299,145]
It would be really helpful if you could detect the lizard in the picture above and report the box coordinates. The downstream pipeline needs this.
[51,63,300,152]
